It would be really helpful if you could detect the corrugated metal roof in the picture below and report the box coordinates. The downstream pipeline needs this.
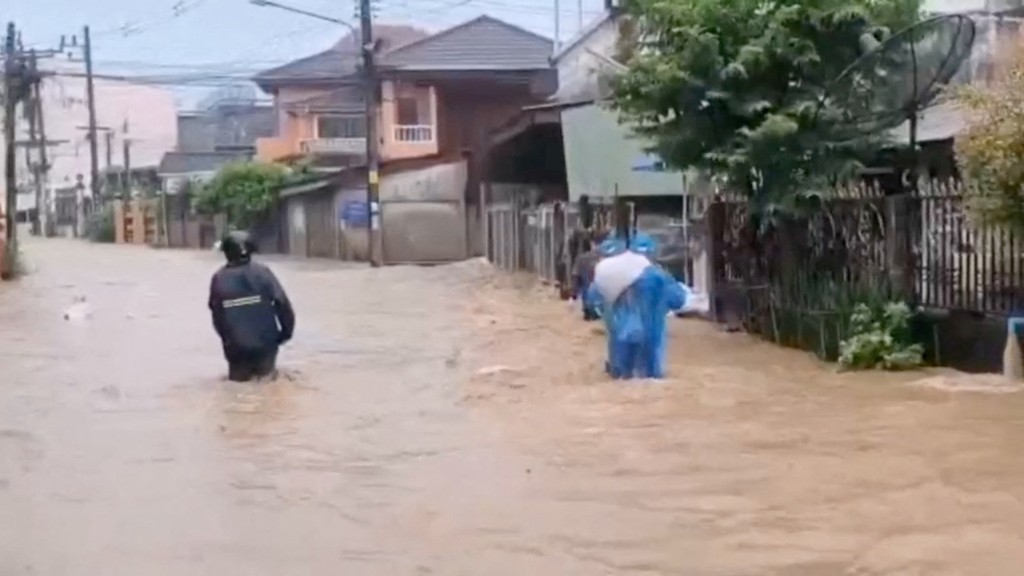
[158,152,248,175]
[378,15,553,71]
[889,101,966,143]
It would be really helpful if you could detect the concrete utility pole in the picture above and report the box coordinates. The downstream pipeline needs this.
[104,130,113,170]
[122,129,131,198]
[3,22,19,274]
[83,25,99,233]
[8,35,73,240]
[25,49,46,236]
[359,0,381,266]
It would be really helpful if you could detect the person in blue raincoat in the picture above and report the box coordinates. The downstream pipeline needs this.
[585,232,686,379]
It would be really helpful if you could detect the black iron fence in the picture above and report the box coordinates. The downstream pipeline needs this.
[707,178,1024,369]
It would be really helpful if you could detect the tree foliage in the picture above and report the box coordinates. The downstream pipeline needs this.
[612,0,920,216]
[195,162,288,229]
[954,51,1024,233]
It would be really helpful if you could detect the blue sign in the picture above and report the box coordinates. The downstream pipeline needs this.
[631,153,668,172]
[340,200,369,226]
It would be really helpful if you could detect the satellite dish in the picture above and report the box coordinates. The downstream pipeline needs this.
[818,14,976,156]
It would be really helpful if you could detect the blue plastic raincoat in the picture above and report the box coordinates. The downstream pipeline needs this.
[585,233,686,379]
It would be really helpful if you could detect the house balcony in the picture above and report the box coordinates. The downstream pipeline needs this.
[382,124,438,160]
[394,125,434,143]
[301,137,367,156]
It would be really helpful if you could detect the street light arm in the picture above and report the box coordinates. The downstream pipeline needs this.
[248,0,356,32]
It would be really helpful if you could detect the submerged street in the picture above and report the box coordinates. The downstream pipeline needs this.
[3,239,1024,575]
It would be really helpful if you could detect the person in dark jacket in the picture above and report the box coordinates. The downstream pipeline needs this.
[571,229,609,321]
[208,231,295,382]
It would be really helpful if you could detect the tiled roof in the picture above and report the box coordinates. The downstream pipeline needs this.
[254,25,429,89]
[377,15,553,71]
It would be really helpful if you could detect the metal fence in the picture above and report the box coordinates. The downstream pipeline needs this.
[485,201,617,284]
[486,202,570,283]
[706,177,1024,361]
[916,179,1024,314]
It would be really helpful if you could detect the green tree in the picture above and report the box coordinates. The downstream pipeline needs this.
[195,162,287,229]
[955,49,1024,233]
[612,0,920,216]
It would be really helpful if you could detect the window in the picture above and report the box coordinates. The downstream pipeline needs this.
[316,115,366,139]
[396,97,420,125]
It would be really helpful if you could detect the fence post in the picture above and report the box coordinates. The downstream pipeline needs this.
[886,193,917,302]
[706,199,727,323]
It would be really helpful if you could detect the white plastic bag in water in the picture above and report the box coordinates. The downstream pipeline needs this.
[681,287,710,314]
[63,296,93,321]
[669,283,710,317]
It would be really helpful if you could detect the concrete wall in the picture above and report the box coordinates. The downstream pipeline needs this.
[379,159,468,263]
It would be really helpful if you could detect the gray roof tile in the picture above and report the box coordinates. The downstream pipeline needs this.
[254,25,429,88]
[378,15,553,71]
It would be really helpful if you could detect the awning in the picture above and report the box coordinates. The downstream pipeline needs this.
[278,171,344,199]
[521,97,596,112]
[489,107,561,147]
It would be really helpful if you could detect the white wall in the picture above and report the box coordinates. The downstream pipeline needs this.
[552,17,619,102]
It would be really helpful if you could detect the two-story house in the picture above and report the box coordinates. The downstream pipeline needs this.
[258,15,555,264]
[253,25,428,166]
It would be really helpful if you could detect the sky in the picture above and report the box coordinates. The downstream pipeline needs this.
[7,0,608,108]
[6,0,988,109]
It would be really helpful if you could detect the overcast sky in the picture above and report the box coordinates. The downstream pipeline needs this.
[4,0,987,107]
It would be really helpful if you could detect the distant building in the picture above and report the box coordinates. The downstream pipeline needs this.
[0,55,177,227]
[158,85,276,194]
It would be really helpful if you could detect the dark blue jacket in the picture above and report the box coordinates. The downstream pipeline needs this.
[208,260,295,359]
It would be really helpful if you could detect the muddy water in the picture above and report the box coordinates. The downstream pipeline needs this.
[2,240,1024,575]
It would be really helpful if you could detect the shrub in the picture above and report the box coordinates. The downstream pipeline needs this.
[838,301,924,370]
[84,204,116,243]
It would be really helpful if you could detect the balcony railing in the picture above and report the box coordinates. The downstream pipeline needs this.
[301,137,366,155]
[393,125,434,143]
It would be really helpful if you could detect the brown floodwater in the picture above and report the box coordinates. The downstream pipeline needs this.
[2,239,1024,575]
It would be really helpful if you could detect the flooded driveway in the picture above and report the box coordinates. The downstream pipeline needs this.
[3,239,1024,575]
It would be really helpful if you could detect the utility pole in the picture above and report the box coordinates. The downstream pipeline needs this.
[25,49,45,236]
[82,25,99,235]
[359,0,381,267]
[104,130,113,170]
[122,131,131,199]
[3,22,18,271]
[33,60,52,237]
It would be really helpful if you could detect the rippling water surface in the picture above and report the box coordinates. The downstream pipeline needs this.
[2,239,1024,575]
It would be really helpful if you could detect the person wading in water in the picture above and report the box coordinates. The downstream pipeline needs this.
[208,231,296,382]
[572,229,609,321]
